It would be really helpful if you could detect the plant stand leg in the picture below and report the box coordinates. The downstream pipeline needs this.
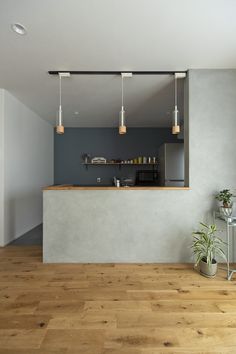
[227,222,230,280]
[233,227,235,263]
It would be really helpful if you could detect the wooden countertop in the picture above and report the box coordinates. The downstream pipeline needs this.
[43,185,190,191]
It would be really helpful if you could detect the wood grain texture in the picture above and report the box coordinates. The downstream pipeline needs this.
[0,246,236,353]
[43,185,190,191]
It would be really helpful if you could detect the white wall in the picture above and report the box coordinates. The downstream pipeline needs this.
[0,90,53,246]
[0,90,4,246]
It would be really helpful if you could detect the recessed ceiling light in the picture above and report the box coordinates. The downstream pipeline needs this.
[74,111,79,115]
[11,23,27,35]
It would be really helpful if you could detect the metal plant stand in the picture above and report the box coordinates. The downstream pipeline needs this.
[213,211,236,280]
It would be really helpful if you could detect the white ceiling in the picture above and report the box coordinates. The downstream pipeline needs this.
[0,0,235,127]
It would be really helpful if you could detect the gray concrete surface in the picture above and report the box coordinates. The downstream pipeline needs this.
[43,70,236,263]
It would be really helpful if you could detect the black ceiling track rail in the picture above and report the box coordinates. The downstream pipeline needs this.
[48,70,187,76]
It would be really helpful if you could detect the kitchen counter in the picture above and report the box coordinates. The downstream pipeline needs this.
[43,185,191,263]
[43,184,190,191]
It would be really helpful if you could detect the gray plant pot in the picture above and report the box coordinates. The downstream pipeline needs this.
[199,258,217,278]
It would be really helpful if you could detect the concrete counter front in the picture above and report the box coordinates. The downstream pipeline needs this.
[43,186,191,263]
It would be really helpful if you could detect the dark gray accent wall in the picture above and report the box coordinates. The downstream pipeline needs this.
[54,128,181,185]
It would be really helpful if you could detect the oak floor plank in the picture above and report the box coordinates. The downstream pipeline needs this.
[0,314,51,329]
[0,350,67,354]
[0,329,46,349]
[150,300,235,313]
[40,329,104,349]
[0,300,39,314]
[116,312,236,328]
[101,350,236,354]
[103,328,236,349]
[84,300,152,312]
[35,300,85,314]
[48,312,117,329]
[1,349,233,354]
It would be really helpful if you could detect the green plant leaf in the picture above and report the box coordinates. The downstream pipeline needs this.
[191,222,227,265]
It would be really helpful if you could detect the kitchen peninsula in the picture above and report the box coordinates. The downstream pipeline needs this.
[43,184,189,263]
[48,89,187,263]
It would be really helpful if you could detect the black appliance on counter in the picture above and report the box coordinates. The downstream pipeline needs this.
[136,170,158,186]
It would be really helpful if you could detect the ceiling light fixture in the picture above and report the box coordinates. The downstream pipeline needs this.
[56,72,70,134]
[11,23,27,35]
[172,72,186,135]
[119,73,132,135]
[172,73,180,135]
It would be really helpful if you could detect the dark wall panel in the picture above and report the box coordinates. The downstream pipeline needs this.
[54,128,181,185]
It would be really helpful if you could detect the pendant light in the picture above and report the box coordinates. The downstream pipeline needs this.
[119,73,132,135]
[172,73,180,135]
[56,72,70,134]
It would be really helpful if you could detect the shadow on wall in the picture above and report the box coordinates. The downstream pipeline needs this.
[4,191,42,244]
[10,224,42,246]
[130,79,184,126]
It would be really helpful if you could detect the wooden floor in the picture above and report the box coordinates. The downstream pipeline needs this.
[0,246,236,354]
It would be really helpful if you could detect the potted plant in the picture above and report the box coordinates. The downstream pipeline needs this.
[216,189,233,217]
[192,222,226,278]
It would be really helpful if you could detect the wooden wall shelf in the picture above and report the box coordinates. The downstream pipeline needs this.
[82,162,158,170]
[82,163,158,166]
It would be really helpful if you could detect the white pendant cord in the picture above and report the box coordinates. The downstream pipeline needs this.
[58,74,62,126]
[121,75,124,110]
[172,74,180,134]
[173,74,179,127]
[119,74,126,133]
[174,74,177,109]
[56,72,70,134]
[59,74,62,108]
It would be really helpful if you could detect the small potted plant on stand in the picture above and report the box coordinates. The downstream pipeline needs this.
[216,189,233,217]
[192,223,226,278]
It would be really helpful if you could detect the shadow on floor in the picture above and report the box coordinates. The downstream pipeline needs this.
[10,224,42,246]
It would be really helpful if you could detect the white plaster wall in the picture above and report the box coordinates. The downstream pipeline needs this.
[1,90,53,246]
[0,90,4,246]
